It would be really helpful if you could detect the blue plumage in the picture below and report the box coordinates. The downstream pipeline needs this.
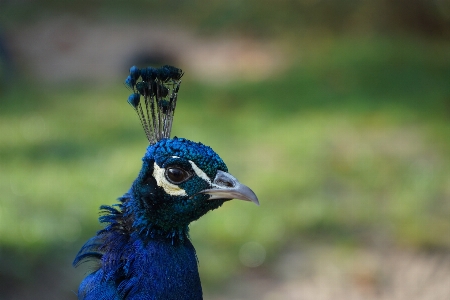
[74,66,258,299]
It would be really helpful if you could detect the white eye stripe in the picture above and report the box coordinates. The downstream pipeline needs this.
[188,160,212,184]
[152,160,214,196]
[152,162,187,196]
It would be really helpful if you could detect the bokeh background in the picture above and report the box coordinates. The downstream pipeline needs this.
[1,1,450,299]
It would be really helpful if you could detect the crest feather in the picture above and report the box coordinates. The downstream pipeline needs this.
[125,65,183,144]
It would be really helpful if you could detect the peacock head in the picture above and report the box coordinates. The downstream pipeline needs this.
[124,66,258,237]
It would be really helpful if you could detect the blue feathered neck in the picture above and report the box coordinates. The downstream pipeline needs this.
[74,202,203,299]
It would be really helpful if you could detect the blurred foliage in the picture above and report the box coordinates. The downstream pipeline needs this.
[1,35,450,296]
[1,0,450,297]
[1,0,450,38]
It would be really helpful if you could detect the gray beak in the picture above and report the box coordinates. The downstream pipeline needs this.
[199,170,259,205]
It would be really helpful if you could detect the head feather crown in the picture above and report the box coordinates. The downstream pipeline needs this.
[125,65,184,144]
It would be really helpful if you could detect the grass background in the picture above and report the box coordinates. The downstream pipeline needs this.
[1,1,450,298]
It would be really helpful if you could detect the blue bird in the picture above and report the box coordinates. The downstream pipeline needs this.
[73,65,259,300]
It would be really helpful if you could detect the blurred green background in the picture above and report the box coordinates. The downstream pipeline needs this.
[1,0,450,299]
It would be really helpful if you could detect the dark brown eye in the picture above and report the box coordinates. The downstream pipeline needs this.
[165,167,191,184]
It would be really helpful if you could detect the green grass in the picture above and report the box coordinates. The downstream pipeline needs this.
[1,36,450,293]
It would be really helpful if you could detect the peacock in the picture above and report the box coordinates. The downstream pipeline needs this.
[73,65,259,299]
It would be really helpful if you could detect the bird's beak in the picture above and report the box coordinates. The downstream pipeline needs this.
[199,170,259,205]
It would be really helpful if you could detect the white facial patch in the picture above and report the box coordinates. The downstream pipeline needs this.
[189,160,213,185]
[189,160,229,190]
[152,162,187,196]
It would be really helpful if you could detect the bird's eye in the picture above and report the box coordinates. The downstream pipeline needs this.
[165,167,191,184]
